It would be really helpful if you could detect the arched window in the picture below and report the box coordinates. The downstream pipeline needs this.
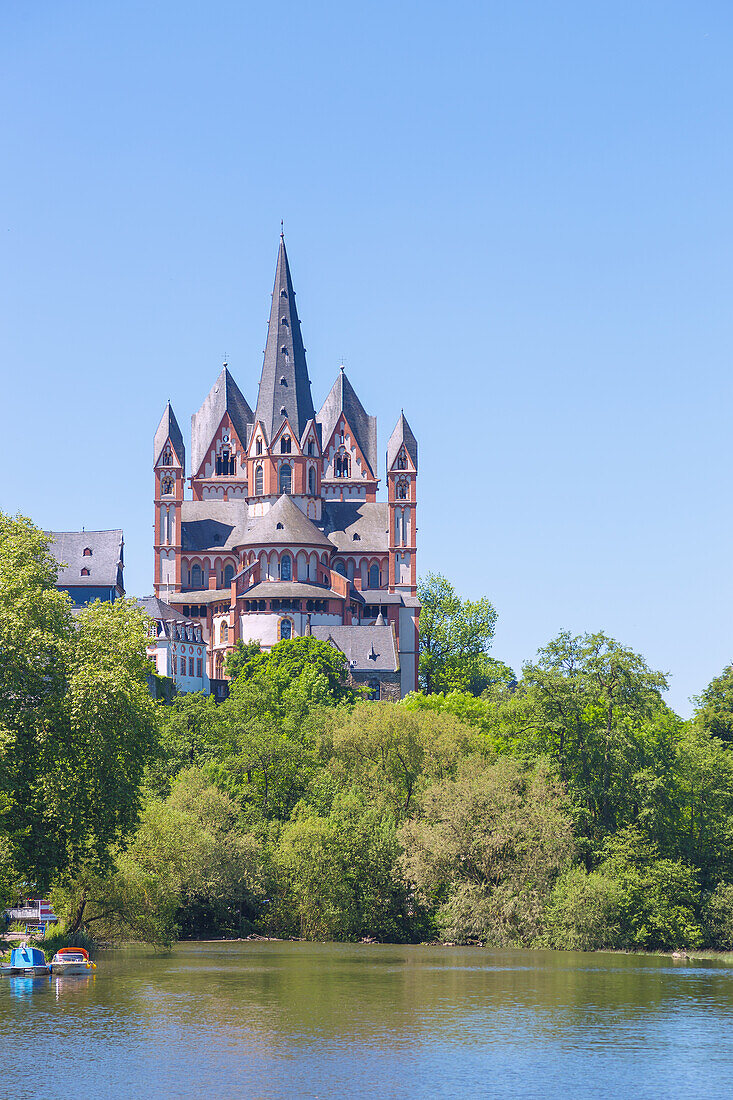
[307,441,315,456]
[368,678,380,701]
[191,563,203,589]
[80,567,90,577]
[223,564,234,587]
[255,465,263,495]
[281,317,289,327]
[397,450,407,470]
[396,478,408,500]
[369,563,380,589]
[279,618,292,640]
[280,554,292,582]
[280,376,288,386]
[308,467,316,494]
[281,435,291,454]
[279,464,292,494]
[161,476,173,495]
[335,561,347,577]
[256,438,263,456]
[83,547,92,556]
[161,445,172,466]
[219,621,229,644]
[335,452,350,478]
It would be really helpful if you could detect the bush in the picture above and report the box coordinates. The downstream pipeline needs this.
[701,884,733,949]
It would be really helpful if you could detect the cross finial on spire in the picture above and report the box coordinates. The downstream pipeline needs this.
[280,219,284,238]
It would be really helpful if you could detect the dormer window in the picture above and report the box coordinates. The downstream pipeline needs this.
[396,450,408,470]
[281,346,289,357]
[80,567,90,576]
[280,376,287,386]
[83,547,92,556]
[281,435,291,454]
[276,522,284,530]
[256,438,263,456]
[280,288,287,298]
[353,532,361,541]
[281,317,289,327]
[280,406,287,416]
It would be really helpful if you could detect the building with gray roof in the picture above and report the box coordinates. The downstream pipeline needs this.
[47,529,124,607]
[152,235,419,696]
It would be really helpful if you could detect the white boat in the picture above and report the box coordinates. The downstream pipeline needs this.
[49,947,96,975]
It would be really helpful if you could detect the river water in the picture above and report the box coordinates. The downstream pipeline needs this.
[1,942,732,1098]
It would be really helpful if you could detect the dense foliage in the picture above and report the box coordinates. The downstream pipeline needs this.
[5,517,733,954]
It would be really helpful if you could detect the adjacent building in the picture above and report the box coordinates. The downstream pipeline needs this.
[137,596,210,694]
[152,236,419,697]
[47,529,124,608]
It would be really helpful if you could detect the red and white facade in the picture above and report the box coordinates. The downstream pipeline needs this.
[152,237,419,696]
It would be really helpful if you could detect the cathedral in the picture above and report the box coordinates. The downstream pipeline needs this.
[152,236,419,698]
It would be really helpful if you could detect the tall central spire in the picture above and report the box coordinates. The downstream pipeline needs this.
[254,235,315,444]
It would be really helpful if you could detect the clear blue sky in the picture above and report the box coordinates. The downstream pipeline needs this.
[2,1,732,715]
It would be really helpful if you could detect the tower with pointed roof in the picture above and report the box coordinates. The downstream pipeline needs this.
[151,235,420,695]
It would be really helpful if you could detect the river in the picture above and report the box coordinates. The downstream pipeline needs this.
[1,942,732,1098]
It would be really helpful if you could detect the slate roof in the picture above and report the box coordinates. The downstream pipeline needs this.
[242,581,344,600]
[312,625,398,672]
[153,402,185,468]
[254,236,315,444]
[180,501,247,551]
[136,596,190,623]
[180,495,334,553]
[48,530,124,591]
[319,501,389,553]
[386,412,418,472]
[167,588,233,606]
[241,494,333,549]
[317,367,378,477]
[191,367,254,477]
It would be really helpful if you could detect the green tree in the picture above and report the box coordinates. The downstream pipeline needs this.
[0,514,157,892]
[148,691,223,795]
[224,640,267,682]
[693,665,733,745]
[329,701,481,820]
[417,573,506,695]
[54,770,265,944]
[273,794,414,941]
[517,631,672,853]
[400,757,574,945]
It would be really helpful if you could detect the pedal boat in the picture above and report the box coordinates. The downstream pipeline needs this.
[1,944,50,976]
[50,947,96,975]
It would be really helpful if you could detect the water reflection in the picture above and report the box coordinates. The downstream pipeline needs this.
[2,944,733,1099]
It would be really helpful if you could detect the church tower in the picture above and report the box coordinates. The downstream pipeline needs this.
[248,234,321,518]
[386,413,418,595]
[317,366,378,504]
[153,402,185,596]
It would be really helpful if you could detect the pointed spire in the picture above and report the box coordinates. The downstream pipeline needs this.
[316,367,378,477]
[154,401,185,468]
[255,236,315,444]
[386,412,418,472]
[191,366,254,476]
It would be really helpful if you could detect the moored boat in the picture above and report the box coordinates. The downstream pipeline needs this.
[1,944,50,976]
[50,947,96,975]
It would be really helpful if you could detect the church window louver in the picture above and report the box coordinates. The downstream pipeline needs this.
[281,435,291,454]
[216,450,236,476]
[162,476,174,495]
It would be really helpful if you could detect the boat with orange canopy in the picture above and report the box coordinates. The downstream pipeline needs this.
[49,947,96,975]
